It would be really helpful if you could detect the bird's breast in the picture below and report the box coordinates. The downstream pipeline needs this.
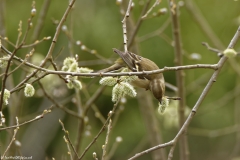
[149,78,165,102]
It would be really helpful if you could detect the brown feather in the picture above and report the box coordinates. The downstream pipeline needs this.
[97,48,165,103]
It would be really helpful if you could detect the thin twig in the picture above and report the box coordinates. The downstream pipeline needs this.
[63,28,112,64]
[10,72,49,93]
[128,141,174,160]
[31,0,51,41]
[0,45,22,112]
[0,108,52,131]
[15,21,22,47]
[1,45,48,71]
[64,136,74,160]
[74,88,84,159]
[2,126,19,157]
[21,37,51,48]
[6,58,28,77]
[11,0,76,94]
[201,42,223,57]
[141,0,161,19]
[38,81,82,119]
[122,0,133,52]
[83,85,106,113]
[82,86,106,123]
[49,58,68,83]
[188,125,240,138]
[184,0,224,48]
[78,101,119,160]
[197,85,240,116]
[165,82,178,92]
[105,137,122,160]
[137,17,171,42]
[0,13,35,112]
[102,119,112,160]
[2,117,20,158]
[59,119,80,159]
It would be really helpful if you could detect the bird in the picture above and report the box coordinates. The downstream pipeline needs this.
[96,48,165,104]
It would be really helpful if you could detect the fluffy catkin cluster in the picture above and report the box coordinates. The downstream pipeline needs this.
[158,96,169,114]
[24,83,35,97]
[0,56,10,68]
[99,68,137,103]
[62,57,93,90]
[0,89,10,105]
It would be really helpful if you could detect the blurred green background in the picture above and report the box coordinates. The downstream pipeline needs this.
[1,0,240,160]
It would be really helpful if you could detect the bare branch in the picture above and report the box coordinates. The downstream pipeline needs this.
[0,108,52,131]
[141,0,161,19]
[44,63,219,77]
[2,127,19,157]
[31,0,51,41]
[59,119,80,159]
[102,119,112,160]
[128,141,174,160]
[202,42,223,57]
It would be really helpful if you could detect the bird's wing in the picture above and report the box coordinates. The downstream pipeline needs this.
[112,48,141,71]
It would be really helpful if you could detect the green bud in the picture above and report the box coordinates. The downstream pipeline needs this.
[223,48,237,58]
